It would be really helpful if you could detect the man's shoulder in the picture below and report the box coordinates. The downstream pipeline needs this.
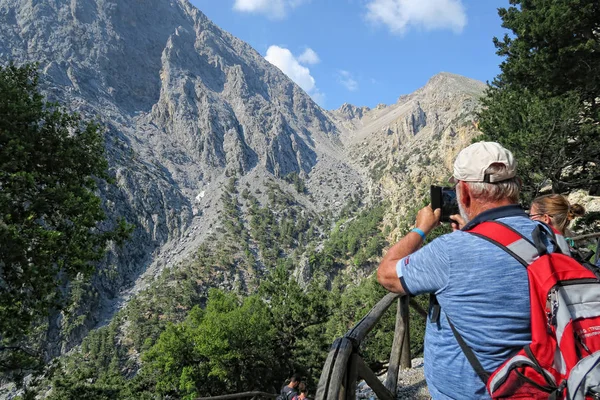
[427,216,536,251]
[428,229,475,246]
[496,215,540,236]
[282,386,296,395]
[457,216,536,239]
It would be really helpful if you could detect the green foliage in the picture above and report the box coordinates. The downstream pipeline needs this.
[143,290,278,399]
[493,0,600,102]
[246,184,318,268]
[42,314,154,400]
[138,264,334,399]
[479,88,597,200]
[479,0,600,198]
[309,204,387,272]
[0,63,131,383]
[326,276,392,365]
[259,263,333,387]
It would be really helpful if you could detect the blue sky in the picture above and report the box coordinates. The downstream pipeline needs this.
[190,0,509,110]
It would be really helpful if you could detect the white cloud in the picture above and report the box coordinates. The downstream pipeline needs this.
[265,45,325,106]
[298,48,320,65]
[233,0,309,19]
[266,46,315,92]
[338,70,359,92]
[366,0,467,35]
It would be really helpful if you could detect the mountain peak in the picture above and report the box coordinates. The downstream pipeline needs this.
[334,103,371,120]
[424,72,486,94]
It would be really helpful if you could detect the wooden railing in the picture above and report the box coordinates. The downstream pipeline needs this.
[196,392,277,400]
[315,293,427,400]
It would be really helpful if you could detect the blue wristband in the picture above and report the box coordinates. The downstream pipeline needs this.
[411,228,426,241]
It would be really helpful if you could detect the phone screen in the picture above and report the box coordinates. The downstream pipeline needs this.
[431,185,459,222]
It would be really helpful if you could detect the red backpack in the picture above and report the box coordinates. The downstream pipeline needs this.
[450,221,600,399]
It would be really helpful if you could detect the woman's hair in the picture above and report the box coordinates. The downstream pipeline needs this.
[298,382,307,394]
[531,194,585,234]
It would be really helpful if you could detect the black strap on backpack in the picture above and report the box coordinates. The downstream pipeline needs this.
[446,315,490,384]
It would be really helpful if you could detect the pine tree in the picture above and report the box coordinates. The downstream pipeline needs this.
[479,0,600,198]
[0,63,130,381]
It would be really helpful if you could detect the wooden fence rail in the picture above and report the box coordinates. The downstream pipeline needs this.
[196,391,278,400]
[316,293,425,400]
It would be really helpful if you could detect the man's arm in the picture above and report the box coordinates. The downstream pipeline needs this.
[377,206,441,293]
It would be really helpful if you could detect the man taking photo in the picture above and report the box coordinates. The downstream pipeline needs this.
[377,142,548,399]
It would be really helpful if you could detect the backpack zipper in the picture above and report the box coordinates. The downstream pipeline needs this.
[547,287,558,328]
[557,278,600,287]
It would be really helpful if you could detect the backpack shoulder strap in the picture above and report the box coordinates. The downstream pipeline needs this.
[446,315,491,384]
[449,220,541,384]
[467,220,541,267]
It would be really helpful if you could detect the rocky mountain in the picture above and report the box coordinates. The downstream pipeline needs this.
[0,0,485,358]
[330,72,486,226]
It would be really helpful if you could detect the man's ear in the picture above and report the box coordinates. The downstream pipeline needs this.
[458,181,471,209]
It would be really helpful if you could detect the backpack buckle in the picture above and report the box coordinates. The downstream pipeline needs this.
[550,380,568,400]
[429,294,440,323]
[430,304,440,323]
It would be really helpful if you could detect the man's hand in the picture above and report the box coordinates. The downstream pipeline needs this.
[415,205,442,235]
[450,214,467,231]
[378,205,441,293]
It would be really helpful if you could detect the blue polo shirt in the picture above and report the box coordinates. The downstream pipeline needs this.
[396,205,550,399]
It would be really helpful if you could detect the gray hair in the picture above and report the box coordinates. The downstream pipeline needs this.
[464,163,521,203]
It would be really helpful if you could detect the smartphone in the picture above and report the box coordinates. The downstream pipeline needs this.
[431,185,459,223]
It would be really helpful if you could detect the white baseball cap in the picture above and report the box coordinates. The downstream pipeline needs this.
[450,142,517,183]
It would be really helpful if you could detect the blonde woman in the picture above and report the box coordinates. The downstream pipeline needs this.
[529,194,585,253]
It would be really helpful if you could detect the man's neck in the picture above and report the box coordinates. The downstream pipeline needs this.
[468,199,515,221]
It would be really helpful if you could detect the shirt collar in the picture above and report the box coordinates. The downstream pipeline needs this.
[462,204,528,231]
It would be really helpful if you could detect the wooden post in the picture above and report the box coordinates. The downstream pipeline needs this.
[409,297,428,319]
[329,338,353,400]
[316,338,342,400]
[400,295,411,368]
[316,292,405,400]
[316,337,353,400]
[384,297,404,394]
[345,354,359,400]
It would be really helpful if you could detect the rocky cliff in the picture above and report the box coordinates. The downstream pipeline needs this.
[329,72,486,229]
[0,0,485,356]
